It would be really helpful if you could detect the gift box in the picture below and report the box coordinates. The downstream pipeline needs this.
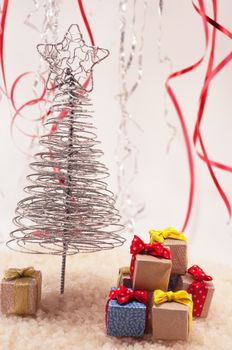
[144,291,155,334]
[132,254,172,291]
[176,265,214,318]
[135,273,179,333]
[130,235,172,292]
[149,227,187,275]
[152,289,193,341]
[163,239,187,275]
[106,286,147,337]
[1,267,42,316]
[168,274,179,291]
[117,267,132,289]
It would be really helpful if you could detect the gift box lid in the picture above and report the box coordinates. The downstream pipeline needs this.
[163,239,187,247]
[108,299,146,309]
[153,300,189,312]
[1,270,41,284]
[136,254,172,265]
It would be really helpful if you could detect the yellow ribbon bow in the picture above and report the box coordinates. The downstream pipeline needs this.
[149,227,187,244]
[4,267,36,281]
[153,289,193,330]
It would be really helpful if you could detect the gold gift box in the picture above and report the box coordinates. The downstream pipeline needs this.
[0,269,42,316]
[117,266,132,289]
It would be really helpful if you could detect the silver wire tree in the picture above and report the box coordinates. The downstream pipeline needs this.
[7,25,125,294]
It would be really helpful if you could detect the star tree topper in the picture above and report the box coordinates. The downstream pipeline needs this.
[37,24,109,92]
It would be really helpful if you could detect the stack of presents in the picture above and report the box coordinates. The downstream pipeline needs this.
[105,227,215,341]
[0,226,215,343]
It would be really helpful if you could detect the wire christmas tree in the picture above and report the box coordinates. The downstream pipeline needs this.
[7,25,125,294]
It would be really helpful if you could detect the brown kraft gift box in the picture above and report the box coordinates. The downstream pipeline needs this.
[1,270,42,316]
[117,266,132,288]
[152,300,190,341]
[176,272,214,318]
[132,254,172,292]
[163,239,187,275]
[145,291,154,334]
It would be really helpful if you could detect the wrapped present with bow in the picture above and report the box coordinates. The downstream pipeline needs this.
[117,266,132,289]
[105,285,148,337]
[152,289,193,341]
[130,235,172,292]
[149,227,187,274]
[176,265,214,317]
[1,267,42,316]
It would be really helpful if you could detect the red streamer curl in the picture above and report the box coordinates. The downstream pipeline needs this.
[193,0,232,218]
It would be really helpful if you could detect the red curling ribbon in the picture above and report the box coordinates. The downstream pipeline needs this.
[2,0,94,140]
[9,71,52,141]
[0,0,96,173]
[50,109,68,134]
[48,109,68,184]
[105,285,148,323]
[0,1,51,137]
[130,235,171,278]
[11,72,35,111]
[194,3,232,163]
[77,0,95,46]
[187,265,213,317]
[192,0,232,218]
[165,0,210,232]
[194,50,232,175]
[32,231,49,237]
[193,1,232,41]
[10,77,47,138]
[0,0,9,94]
[77,0,95,92]
[10,72,49,119]
[9,72,56,148]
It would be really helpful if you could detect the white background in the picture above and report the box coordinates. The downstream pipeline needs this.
[0,0,232,266]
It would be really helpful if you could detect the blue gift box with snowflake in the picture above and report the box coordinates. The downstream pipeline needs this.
[106,286,147,337]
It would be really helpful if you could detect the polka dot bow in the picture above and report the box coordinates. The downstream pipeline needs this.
[188,265,213,282]
[187,265,213,317]
[130,235,171,278]
[105,285,148,323]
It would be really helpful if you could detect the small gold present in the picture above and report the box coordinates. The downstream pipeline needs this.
[1,267,42,316]
[117,266,132,288]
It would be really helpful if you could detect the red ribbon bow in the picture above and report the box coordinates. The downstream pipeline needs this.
[188,265,213,282]
[105,285,148,323]
[187,265,213,317]
[130,235,171,278]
